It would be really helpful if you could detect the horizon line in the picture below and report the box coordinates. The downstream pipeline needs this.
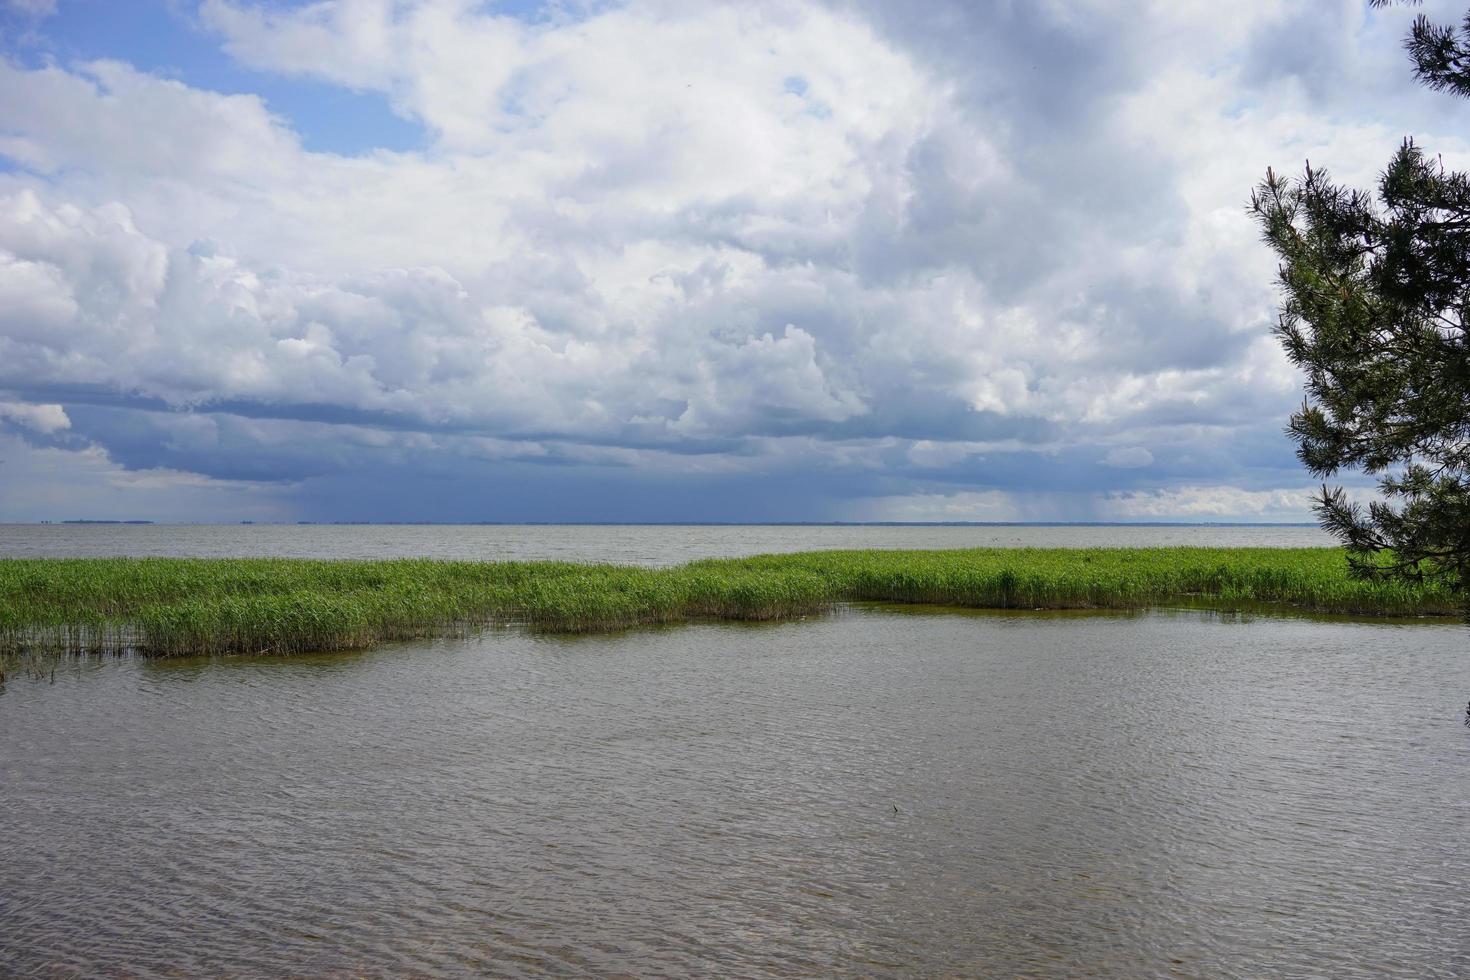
[5,520,1323,528]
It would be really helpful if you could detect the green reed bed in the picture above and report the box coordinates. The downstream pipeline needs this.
[0,548,1458,662]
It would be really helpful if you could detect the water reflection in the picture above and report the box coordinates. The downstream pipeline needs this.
[2,609,1468,977]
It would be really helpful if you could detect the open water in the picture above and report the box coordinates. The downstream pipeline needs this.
[0,521,1333,564]
[2,525,1465,978]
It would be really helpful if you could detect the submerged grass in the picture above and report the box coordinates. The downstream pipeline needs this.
[0,548,1459,662]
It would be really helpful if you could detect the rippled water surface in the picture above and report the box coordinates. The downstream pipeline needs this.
[0,521,1332,564]
[3,608,1467,978]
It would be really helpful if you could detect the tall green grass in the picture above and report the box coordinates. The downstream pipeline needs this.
[0,548,1458,662]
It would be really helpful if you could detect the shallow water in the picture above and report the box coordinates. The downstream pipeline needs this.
[2,608,1467,978]
[0,522,1332,564]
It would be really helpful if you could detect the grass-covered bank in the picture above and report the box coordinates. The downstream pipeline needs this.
[0,548,1459,661]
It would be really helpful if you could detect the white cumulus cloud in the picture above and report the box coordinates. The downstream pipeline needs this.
[0,0,1459,517]
[1102,485,1320,520]
[0,399,68,433]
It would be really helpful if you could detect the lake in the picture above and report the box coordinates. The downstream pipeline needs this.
[0,521,1333,564]
[2,525,1466,978]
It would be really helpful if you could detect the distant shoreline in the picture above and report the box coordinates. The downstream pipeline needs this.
[55,520,156,525]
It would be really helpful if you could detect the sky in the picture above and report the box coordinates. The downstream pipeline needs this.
[2,0,1469,523]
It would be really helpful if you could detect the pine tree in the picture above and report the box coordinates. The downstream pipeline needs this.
[1250,2,1470,608]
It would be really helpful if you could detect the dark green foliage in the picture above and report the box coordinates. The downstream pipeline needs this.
[1382,0,1470,99]
[1251,3,1470,609]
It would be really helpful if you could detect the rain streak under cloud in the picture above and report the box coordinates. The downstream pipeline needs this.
[2,0,1468,523]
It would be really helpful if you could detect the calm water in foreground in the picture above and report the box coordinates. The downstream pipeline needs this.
[2,605,1467,978]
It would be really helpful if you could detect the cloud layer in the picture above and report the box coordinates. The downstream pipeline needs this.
[3,0,1465,521]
